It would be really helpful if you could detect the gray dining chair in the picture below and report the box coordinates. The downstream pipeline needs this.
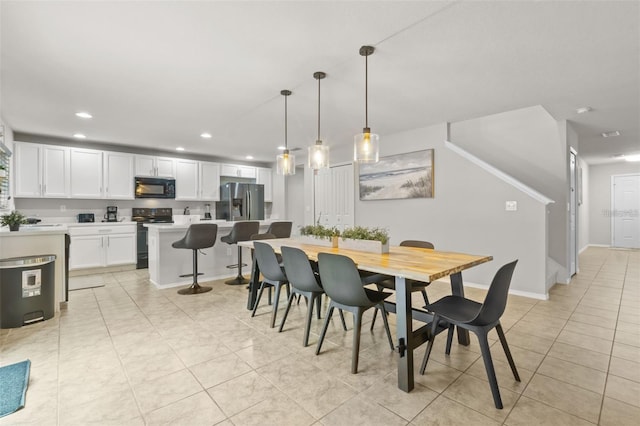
[370,240,435,329]
[250,241,290,328]
[316,252,394,374]
[420,260,520,409]
[279,246,347,346]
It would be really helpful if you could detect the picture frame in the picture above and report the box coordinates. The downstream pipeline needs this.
[359,149,434,200]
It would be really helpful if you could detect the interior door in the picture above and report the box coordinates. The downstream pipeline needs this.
[612,174,640,248]
[569,151,577,276]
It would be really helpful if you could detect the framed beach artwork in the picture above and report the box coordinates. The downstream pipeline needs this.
[359,149,434,200]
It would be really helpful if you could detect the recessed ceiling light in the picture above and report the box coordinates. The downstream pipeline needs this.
[75,111,93,119]
[200,133,212,139]
[624,154,640,162]
[576,107,592,114]
[602,130,621,138]
[73,133,86,139]
[277,146,286,150]
[176,147,185,151]
[246,155,254,160]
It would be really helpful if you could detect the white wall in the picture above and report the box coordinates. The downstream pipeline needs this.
[449,105,569,281]
[348,123,548,298]
[589,161,640,245]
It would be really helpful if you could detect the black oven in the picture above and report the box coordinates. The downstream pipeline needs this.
[135,177,176,199]
[132,208,173,269]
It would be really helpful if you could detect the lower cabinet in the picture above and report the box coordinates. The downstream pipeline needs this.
[69,225,136,270]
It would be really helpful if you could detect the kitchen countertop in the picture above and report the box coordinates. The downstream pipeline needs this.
[0,225,68,236]
[145,219,281,230]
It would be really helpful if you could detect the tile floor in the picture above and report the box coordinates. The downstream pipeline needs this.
[1,246,638,425]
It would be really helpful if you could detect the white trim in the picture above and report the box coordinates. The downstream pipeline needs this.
[588,243,610,248]
[462,281,548,301]
[444,140,554,205]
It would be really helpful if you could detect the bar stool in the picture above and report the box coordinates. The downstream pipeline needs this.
[221,221,260,285]
[172,223,218,295]
[265,221,292,238]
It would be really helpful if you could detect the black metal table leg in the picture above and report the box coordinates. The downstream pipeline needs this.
[246,254,260,310]
[395,276,414,392]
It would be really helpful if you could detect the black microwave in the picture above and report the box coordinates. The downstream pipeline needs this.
[135,177,176,199]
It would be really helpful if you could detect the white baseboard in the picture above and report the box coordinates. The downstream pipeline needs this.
[462,281,548,301]
[587,244,610,248]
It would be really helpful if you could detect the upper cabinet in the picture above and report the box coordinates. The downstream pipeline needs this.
[175,159,220,201]
[256,167,272,202]
[135,155,175,177]
[220,164,256,178]
[14,142,70,198]
[70,148,104,198]
[104,151,134,199]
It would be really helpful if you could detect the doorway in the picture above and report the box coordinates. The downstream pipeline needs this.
[569,150,577,276]
[612,174,640,248]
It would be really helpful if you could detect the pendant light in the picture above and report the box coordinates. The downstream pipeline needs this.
[277,89,295,175]
[308,71,330,170]
[354,45,379,163]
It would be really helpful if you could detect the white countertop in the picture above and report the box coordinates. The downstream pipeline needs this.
[0,224,68,236]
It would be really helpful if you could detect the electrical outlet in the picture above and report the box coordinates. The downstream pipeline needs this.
[505,201,517,211]
[60,205,66,211]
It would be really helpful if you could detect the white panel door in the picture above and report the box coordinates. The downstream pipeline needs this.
[13,142,42,197]
[200,162,220,201]
[105,234,136,266]
[332,164,355,232]
[613,174,640,248]
[175,159,199,200]
[70,148,103,198]
[104,152,134,199]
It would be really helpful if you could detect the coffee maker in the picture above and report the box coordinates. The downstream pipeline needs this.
[105,206,118,222]
[204,203,212,220]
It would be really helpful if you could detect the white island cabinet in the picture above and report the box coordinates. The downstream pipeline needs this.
[145,221,273,289]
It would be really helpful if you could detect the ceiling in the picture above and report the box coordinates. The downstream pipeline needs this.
[1,1,638,165]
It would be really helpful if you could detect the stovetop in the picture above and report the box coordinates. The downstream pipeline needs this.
[131,207,173,223]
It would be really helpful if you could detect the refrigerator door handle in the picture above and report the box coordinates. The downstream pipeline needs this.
[247,191,251,219]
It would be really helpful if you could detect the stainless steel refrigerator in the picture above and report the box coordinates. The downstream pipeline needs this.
[216,183,265,221]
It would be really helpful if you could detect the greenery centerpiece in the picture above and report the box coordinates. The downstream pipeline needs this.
[1,210,27,231]
[298,224,340,248]
[340,225,390,253]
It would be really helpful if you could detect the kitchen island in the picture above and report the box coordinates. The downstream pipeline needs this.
[0,225,68,312]
[145,220,276,289]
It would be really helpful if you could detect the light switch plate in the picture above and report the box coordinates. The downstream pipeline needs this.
[505,201,517,211]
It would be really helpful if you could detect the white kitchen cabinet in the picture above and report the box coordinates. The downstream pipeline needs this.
[104,151,134,199]
[69,224,136,270]
[256,167,272,202]
[70,148,104,198]
[175,159,199,200]
[14,142,70,198]
[220,163,256,178]
[200,161,220,201]
[175,159,220,201]
[135,155,175,177]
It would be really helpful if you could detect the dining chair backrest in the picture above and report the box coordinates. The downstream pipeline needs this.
[318,253,371,307]
[472,260,518,326]
[281,246,323,293]
[254,242,287,282]
[267,221,293,238]
[400,240,434,250]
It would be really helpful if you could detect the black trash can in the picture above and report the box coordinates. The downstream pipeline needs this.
[0,254,56,328]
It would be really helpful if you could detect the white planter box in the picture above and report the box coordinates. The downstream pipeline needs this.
[0,169,6,178]
[339,238,389,254]
[296,235,338,248]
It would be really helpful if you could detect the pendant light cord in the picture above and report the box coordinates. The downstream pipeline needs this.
[317,76,321,141]
[284,93,288,150]
[365,53,368,129]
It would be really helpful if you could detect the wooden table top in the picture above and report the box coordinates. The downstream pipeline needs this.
[239,238,493,282]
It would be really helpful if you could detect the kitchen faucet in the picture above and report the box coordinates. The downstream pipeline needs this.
[184,206,190,215]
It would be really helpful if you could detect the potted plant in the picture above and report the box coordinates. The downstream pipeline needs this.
[1,210,27,232]
[298,224,340,248]
[340,225,390,254]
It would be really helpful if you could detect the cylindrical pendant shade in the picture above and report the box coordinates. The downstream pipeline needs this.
[353,131,379,163]
[277,151,296,175]
[308,141,330,170]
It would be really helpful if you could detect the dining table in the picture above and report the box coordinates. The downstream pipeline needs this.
[238,238,492,392]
